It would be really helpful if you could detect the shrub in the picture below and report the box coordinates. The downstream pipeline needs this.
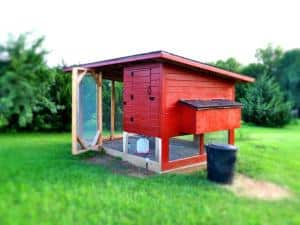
[44,67,71,131]
[241,74,292,127]
[0,34,57,131]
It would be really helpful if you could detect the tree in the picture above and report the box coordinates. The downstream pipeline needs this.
[235,63,265,101]
[255,44,283,76]
[214,58,248,101]
[214,57,242,73]
[46,67,72,131]
[277,49,300,115]
[0,34,57,130]
[241,74,292,127]
[241,63,265,79]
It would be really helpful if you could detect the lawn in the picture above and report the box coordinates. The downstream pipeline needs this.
[0,122,300,225]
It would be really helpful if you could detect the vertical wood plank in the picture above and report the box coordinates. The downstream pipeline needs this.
[161,136,169,171]
[155,137,162,163]
[123,131,128,153]
[110,80,115,139]
[199,133,205,154]
[97,72,103,146]
[228,129,235,145]
[72,68,78,154]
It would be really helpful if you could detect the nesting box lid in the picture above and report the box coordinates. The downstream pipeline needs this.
[179,99,242,110]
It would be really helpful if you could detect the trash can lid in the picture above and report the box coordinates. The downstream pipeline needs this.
[205,143,238,151]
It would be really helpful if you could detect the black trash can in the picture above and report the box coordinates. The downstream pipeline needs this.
[206,144,238,184]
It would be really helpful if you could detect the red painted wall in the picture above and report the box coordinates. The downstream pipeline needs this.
[180,105,241,134]
[122,62,238,171]
[161,63,236,138]
[123,63,162,137]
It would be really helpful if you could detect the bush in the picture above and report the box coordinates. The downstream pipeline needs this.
[0,34,73,132]
[241,74,292,127]
[45,67,71,131]
[0,34,57,131]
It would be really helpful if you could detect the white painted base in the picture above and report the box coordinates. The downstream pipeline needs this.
[102,132,207,174]
[103,146,161,173]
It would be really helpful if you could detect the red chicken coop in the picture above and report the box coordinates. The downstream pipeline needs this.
[64,51,254,173]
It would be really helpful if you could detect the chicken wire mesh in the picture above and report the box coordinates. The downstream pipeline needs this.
[78,74,98,145]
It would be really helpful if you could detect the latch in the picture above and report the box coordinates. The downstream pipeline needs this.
[147,86,152,95]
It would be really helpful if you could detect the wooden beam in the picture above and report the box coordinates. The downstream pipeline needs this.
[228,129,235,145]
[199,134,205,154]
[155,137,162,163]
[162,154,207,171]
[103,146,161,173]
[77,136,88,150]
[77,67,90,84]
[123,132,128,153]
[92,130,100,146]
[161,137,169,171]
[97,72,103,145]
[103,135,123,141]
[110,80,115,140]
[72,68,78,155]
[72,149,90,155]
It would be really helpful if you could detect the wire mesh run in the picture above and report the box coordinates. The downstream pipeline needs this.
[169,135,200,161]
[78,74,98,145]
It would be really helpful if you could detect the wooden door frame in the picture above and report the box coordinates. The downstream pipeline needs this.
[72,67,103,155]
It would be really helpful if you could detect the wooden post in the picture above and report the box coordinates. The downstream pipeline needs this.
[161,136,169,171]
[199,134,205,154]
[97,72,103,146]
[123,131,128,153]
[110,80,115,140]
[155,137,162,163]
[228,129,235,145]
[72,68,78,154]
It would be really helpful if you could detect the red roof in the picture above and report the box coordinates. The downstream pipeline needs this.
[64,51,255,83]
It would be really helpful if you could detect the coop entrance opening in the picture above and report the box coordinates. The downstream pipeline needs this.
[169,134,202,161]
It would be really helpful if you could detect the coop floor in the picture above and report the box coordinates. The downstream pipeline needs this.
[103,137,200,162]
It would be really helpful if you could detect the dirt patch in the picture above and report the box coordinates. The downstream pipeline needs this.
[225,174,292,201]
[85,154,155,177]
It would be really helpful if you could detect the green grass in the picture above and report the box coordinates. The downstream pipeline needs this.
[1,123,300,225]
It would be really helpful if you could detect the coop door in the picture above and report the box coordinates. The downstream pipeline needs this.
[72,67,102,155]
[123,69,151,133]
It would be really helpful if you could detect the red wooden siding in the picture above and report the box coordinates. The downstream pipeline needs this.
[180,105,241,134]
[160,63,237,171]
[161,63,236,138]
[123,63,162,137]
[122,62,240,172]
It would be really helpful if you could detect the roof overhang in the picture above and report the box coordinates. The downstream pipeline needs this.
[64,51,255,83]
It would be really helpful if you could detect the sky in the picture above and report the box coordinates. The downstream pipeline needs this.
[1,0,299,66]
